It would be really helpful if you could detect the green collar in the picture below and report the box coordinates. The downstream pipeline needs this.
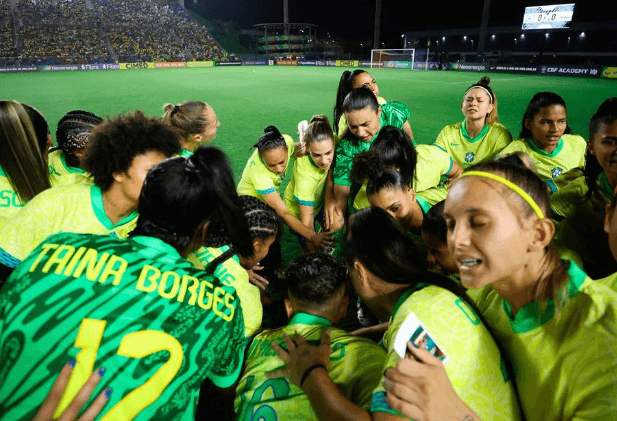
[0,165,5,177]
[461,120,489,143]
[91,185,139,230]
[180,148,193,158]
[598,172,615,200]
[288,312,332,327]
[61,153,86,174]
[416,196,431,215]
[526,137,564,157]
[391,282,431,320]
[503,260,587,333]
[132,236,182,260]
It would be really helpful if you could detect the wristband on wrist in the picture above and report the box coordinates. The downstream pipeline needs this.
[300,363,327,388]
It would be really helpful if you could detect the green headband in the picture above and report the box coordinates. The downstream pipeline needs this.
[459,171,545,219]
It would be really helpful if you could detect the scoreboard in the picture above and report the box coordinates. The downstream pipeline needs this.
[522,4,575,30]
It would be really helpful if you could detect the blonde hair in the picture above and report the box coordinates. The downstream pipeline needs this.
[0,100,51,202]
[162,101,209,140]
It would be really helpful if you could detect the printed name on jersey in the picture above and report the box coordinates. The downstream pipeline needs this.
[28,242,236,322]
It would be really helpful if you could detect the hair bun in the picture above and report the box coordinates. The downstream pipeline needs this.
[163,103,176,113]
[478,76,491,85]
[310,114,329,124]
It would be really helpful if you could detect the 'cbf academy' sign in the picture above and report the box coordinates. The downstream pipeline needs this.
[539,65,601,78]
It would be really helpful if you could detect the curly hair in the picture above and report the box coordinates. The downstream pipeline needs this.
[286,252,347,306]
[56,110,103,168]
[83,110,181,192]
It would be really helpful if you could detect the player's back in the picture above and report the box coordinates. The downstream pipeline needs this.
[234,313,386,420]
[0,231,246,421]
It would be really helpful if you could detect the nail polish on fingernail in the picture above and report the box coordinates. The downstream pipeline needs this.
[68,359,76,368]
[104,388,113,399]
[97,367,106,376]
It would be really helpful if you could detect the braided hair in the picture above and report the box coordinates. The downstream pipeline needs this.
[55,110,103,168]
[204,195,278,274]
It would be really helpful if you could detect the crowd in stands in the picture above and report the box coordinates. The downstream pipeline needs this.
[0,0,227,66]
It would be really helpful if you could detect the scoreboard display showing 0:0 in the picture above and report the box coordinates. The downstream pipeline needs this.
[522,3,575,30]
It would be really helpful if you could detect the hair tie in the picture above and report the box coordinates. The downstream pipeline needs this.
[459,171,545,219]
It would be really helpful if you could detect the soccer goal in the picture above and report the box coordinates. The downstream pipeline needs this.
[370,49,415,69]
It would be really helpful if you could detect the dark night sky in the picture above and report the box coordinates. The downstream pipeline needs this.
[190,0,603,45]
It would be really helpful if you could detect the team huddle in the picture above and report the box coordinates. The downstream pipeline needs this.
[0,69,616,421]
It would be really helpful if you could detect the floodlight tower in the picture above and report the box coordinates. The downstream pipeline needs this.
[284,0,289,35]
[373,0,381,49]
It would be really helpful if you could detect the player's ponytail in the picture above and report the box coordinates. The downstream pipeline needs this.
[333,69,368,134]
[133,146,253,258]
[371,126,417,187]
[352,151,413,198]
[252,125,287,153]
[0,100,51,202]
[304,115,334,147]
[162,100,209,141]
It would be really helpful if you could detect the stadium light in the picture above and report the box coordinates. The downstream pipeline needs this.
[491,34,496,40]
[579,32,586,38]
[521,34,525,39]
[545,32,549,39]
[463,35,467,41]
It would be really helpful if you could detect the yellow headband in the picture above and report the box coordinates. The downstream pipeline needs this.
[459,171,545,219]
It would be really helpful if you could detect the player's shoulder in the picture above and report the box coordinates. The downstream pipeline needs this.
[562,133,587,150]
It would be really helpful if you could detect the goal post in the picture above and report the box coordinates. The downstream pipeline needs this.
[370,48,415,69]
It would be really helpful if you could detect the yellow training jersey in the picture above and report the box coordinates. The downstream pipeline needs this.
[0,167,26,227]
[187,245,262,337]
[237,135,295,202]
[370,283,522,420]
[0,181,137,267]
[472,261,617,421]
[283,154,328,219]
[434,121,512,168]
[497,135,586,184]
[235,312,386,420]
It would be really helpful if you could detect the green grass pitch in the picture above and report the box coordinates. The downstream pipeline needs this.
[2,66,616,265]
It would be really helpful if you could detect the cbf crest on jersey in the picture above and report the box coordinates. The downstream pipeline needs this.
[551,167,563,178]
[465,152,476,163]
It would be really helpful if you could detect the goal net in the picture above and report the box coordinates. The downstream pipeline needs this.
[370,49,415,69]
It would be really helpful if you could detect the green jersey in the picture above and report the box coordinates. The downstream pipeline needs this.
[472,262,617,421]
[236,135,295,202]
[0,182,137,268]
[0,232,246,421]
[497,135,586,183]
[333,102,411,187]
[434,121,512,168]
[550,171,617,278]
[283,154,328,219]
[371,284,522,421]
[235,312,386,420]
[187,245,263,337]
[336,96,388,140]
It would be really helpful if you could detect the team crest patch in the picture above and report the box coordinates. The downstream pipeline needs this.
[464,152,475,163]
[551,167,563,178]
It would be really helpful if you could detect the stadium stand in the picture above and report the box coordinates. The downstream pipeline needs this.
[0,0,228,65]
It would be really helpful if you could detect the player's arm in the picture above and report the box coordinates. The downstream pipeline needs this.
[323,164,348,232]
[261,192,333,248]
[446,160,463,180]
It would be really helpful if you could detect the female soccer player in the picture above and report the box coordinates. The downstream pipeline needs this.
[236,252,386,420]
[434,76,512,168]
[406,159,617,421]
[0,146,253,421]
[421,200,459,279]
[0,111,181,283]
[351,154,429,233]
[325,87,413,231]
[163,101,220,155]
[188,195,279,337]
[0,100,51,225]
[284,115,336,251]
[333,69,387,139]
[237,125,333,250]
[498,92,585,191]
[352,126,461,211]
[47,110,103,182]
[268,208,522,421]
[550,97,617,278]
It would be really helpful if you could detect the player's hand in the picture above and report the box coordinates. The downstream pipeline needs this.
[382,342,479,421]
[267,330,331,388]
[247,266,269,291]
[324,204,344,232]
[32,361,112,421]
[310,231,334,249]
